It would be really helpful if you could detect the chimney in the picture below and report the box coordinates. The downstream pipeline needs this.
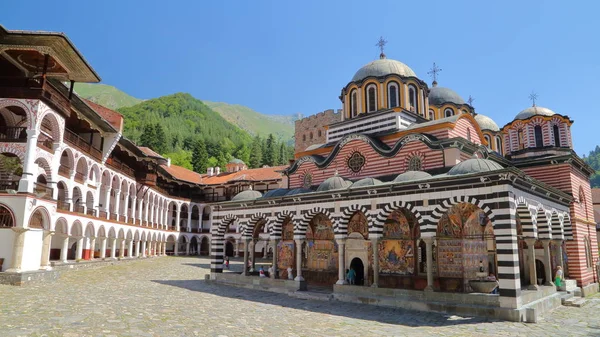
[215,166,221,175]
[167,158,171,167]
[207,167,214,176]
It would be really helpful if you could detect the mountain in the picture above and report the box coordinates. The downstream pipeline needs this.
[203,101,297,143]
[73,83,142,110]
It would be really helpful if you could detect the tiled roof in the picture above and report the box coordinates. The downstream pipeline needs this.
[139,147,163,158]
[201,166,287,185]
[160,164,203,184]
[83,99,123,132]
[592,188,600,204]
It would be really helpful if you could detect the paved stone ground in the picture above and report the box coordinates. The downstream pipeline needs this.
[1,256,599,337]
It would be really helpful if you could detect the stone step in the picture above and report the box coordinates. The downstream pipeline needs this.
[563,297,587,307]
[289,291,333,302]
[560,292,574,304]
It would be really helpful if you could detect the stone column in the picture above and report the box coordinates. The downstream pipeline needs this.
[100,237,107,259]
[162,241,167,255]
[175,205,181,231]
[135,240,141,257]
[235,239,240,257]
[294,239,305,281]
[75,236,84,260]
[243,238,250,276]
[18,130,38,193]
[541,239,554,286]
[174,241,179,256]
[119,239,125,258]
[110,238,117,259]
[424,237,434,291]
[336,238,346,285]
[6,228,29,272]
[60,235,69,263]
[142,241,147,257]
[144,200,150,224]
[186,241,190,255]
[130,196,137,224]
[122,193,129,222]
[250,239,256,271]
[187,208,192,232]
[525,238,538,290]
[89,236,96,260]
[371,237,380,288]
[271,239,279,279]
[113,190,121,220]
[554,240,564,271]
[103,187,111,219]
[127,239,133,258]
[40,230,55,270]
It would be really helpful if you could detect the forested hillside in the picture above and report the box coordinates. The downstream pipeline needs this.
[583,146,600,187]
[117,93,293,172]
[74,83,142,109]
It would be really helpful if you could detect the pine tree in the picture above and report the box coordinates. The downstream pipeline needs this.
[264,134,277,166]
[249,135,263,168]
[234,143,251,165]
[278,142,287,165]
[139,124,156,148]
[192,138,209,173]
[154,123,168,154]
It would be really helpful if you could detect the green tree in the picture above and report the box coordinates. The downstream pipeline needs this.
[264,134,278,166]
[278,142,287,165]
[249,135,263,168]
[154,123,168,154]
[139,124,156,148]
[234,143,251,165]
[164,150,193,170]
[192,138,209,173]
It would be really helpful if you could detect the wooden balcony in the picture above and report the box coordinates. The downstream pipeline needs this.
[33,183,53,200]
[57,200,70,211]
[0,126,27,142]
[0,180,19,192]
[64,129,103,161]
[36,138,54,152]
[74,171,86,184]
[58,164,71,178]
[105,157,135,178]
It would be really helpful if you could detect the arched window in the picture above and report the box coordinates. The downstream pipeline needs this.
[518,129,525,149]
[580,187,588,221]
[408,85,418,112]
[444,108,454,118]
[317,130,322,137]
[428,109,435,120]
[350,90,357,118]
[495,136,503,155]
[466,128,471,141]
[534,125,543,147]
[0,204,14,227]
[484,135,491,149]
[408,156,422,171]
[310,132,313,140]
[366,84,377,112]
[553,124,561,147]
[388,82,399,108]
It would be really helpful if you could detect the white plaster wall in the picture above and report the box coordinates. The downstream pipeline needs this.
[21,229,43,271]
[0,228,15,271]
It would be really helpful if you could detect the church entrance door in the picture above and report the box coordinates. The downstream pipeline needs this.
[350,258,365,285]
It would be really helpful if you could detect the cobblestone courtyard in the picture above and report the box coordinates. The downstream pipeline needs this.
[1,257,599,337]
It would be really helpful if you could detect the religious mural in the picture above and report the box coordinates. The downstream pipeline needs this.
[282,218,294,241]
[347,212,368,239]
[277,241,294,279]
[379,210,416,275]
[436,203,494,281]
[304,214,337,271]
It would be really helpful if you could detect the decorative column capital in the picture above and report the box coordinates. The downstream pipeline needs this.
[43,230,56,236]
[11,227,29,234]
[524,238,537,246]
[540,239,551,248]
[294,239,305,245]
[422,236,434,244]
[335,238,346,245]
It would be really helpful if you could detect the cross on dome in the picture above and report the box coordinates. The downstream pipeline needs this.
[376,36,387,59]
[467,95,475,106]
[427,62,442,86]
[529,91,538,107]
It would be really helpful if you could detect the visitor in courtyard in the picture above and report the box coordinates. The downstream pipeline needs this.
[487,273,499,294]
[555,266,564,288]
[225,256,229,269]
[287,267,293,280]
[347,267,356,285]
[268,264,273,277]
[248,258,253,272]
[259,266,266,277]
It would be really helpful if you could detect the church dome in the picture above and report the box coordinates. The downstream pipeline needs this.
[474,114,500,132]
[231,189,262,202]
[317,174,351,192]
[428,86,465,106]
[351,58,417,82]
[349,177,382,189]
[514,106,556,120]
[394,171,432,182]
[447,159,503,176]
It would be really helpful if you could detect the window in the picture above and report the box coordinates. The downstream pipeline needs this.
[388,82,399,108]
[518,129,525,149]
[467,128,471,141]
[366,84,377,112]
[495,137,503,155]
[444,108,454,118]
[302,134,306,142]
[317,130,322,137]
[0,205,14,227]
[484,135,491,149]
[428,109,435,120]
[534,125,543,147]
[553,124,561,147]
[310,132,313,140]
[408,156,422,171]
[408,85,418,112]
[350,90,357,118]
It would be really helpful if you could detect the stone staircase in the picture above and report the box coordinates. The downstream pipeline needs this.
[560,279,588,308]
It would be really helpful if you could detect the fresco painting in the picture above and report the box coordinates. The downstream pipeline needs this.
[379,239,415,275]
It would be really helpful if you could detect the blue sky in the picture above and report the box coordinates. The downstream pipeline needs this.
[2,1,598,155]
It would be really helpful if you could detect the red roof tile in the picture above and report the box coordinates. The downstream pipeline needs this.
[160,164,203,184]
[139,146,163,158]
[83,99,124,132]
[200,166,286,185]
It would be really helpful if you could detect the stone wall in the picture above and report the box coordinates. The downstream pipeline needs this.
[294,109,342,154]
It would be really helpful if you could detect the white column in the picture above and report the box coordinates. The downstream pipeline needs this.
[525,238,538,290]
[336,239,346,285]
[119,239,125,258]
[113,190,121,220]
[174,240,179,256]
[6,228,29,271]
[142,241,147,257]
[60,236,69,263]
[130,196,137,224]
[89,236,96,260]
[144,199,150,225]
[110,238,117,259]
[243,238,249,276]
[294,239,305,281]
[424,237,434,291]
[187,207,192,231]
[128,239,133,258]
[235,239,240,257]
[175,204,181,231]
[542,239,554,286]
[40,230,55,270]
[371,237,380,287]
[271,239,279,278]
[162,241,166,255]
[103,187,111,219]
[75,236,83,260]
[122,193,129,222]
[100,237,107,259]
[186,241,190,255]
[18,130,38,193]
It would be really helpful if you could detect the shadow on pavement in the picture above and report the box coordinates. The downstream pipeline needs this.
[151,278,495,328]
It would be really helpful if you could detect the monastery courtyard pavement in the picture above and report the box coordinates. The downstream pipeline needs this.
[1,257,599,337]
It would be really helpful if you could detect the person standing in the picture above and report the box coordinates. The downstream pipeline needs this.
[347,267,356,285]
[555,266,564,288]
[224,256,229,269]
